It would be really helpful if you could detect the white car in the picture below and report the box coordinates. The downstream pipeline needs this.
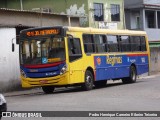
[0,94,7,118]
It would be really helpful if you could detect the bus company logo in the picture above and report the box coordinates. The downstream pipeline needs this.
[96,57,101,65]
[106,56,122,66]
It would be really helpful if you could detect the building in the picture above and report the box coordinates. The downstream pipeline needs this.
[0,0,125,29]
[124,0,160,73]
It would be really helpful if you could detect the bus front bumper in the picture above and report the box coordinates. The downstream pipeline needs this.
[21,73,69,88]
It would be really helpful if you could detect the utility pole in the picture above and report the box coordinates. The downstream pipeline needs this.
[68,16,71,26]
[20,0,23,10]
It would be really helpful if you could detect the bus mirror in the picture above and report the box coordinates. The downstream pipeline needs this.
[67,34,74,39]
[12,37,15,52]
[11,36,19,52]
[12,43,15,52]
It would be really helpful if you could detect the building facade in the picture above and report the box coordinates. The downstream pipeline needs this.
[124,0,160,73]
[0,0,125,29]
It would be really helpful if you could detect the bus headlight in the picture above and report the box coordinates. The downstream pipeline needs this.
[60,64,67,75]
[20,69,27,78]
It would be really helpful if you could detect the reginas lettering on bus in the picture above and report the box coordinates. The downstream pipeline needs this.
[106,56,122,66]
[26,29,60,36]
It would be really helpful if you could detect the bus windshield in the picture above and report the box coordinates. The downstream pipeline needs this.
[20,36,65,65]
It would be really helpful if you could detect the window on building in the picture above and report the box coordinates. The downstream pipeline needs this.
[157,11,160,28]
[94,3,104,21]
[145,10,155,28]
[136,16,140,29]
[111,4,120,21]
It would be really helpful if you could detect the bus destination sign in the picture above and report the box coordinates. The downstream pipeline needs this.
[26,29,60,37]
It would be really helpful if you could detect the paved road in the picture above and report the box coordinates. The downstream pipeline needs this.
[2,74,160,120]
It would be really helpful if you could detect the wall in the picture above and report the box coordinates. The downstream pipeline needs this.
[3,0,88,27]
[0,0,7,8]
[124,0,143,8]
[145,28,160,41]
[64,0,88,27]
[3,0,66,12]
[0,28,20,92]
[150,47,160,73]
[0,10,80,27]
[144,0,160,4]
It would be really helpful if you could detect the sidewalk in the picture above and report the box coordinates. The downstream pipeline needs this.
[4,87,43,97]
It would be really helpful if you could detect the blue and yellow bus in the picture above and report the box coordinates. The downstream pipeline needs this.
[19,26,150,93]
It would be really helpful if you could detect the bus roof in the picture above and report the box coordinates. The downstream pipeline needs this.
[66,26,147,36]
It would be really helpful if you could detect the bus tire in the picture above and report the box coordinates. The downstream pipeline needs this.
[81,70,94,91]
[122,66,137,84]
[42,86,55,94]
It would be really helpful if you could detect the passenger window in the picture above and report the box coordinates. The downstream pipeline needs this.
[83,34,95,53]
[107,35,119,52]
[141,36,147,51]
[130,36,141,51]
[119,35,131,52]
[94,35,106,52]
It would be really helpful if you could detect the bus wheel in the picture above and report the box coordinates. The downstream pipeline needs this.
[122,66,137,84]
[95,80,107,88]
[42,86,55,94]
[82,70,94,91]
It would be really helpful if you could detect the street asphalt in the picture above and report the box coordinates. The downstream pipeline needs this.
[2,72,160,120]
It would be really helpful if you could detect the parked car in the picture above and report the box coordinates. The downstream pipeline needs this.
[0,94,7,119]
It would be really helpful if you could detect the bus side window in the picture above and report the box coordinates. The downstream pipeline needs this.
[93,34,106,53]
[141,36,147,51]
[107,35,119,52]
[119,35,130,52]
[83,34,95,53]
[130,36,141,51]
[68,38,82,62]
